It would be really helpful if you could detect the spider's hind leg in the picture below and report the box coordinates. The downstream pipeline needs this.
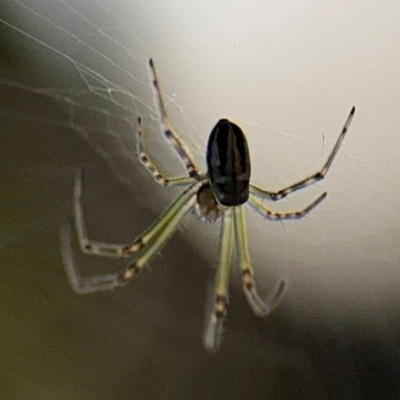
[248,191,327,221]
[251,107,355,201]
[148,59,200,180]
[137,116,197,187]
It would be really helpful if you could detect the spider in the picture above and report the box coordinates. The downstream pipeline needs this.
[60,59,356,352]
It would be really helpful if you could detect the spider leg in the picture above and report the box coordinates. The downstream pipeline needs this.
[248,191,327,221]
[203,209,233,352]
[137,116,197,187]
[60,181,201,294]
[251,107,355,201]
[149,59,200,179]
[73,169,201,258]
[233,206,285,317]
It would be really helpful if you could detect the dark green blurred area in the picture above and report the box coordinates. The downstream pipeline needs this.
[0,138,306,399]
[0,30,305,397]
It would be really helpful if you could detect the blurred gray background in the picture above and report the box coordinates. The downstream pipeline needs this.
[2,1,400,399]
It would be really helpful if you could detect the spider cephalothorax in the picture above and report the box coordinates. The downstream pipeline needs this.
[60,58,355,351]
[194,182,227,223]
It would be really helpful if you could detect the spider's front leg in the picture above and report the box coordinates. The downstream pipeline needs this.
[203,206,287,352]
[60,182,202,294]
[251,106,355,201]
[72,168,196,259]
[203,209,234,352]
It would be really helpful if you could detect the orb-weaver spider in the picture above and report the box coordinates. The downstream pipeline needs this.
[60,59,356,351]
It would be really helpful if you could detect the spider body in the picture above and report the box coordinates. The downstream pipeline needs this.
[60,58,356,352]
[207,119,251,207]
[194,182,227,223]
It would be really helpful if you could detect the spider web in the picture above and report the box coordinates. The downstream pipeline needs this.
[1,0,158,178]
[0,0,209,252]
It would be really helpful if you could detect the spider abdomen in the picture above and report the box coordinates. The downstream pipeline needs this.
[206,119,251,207]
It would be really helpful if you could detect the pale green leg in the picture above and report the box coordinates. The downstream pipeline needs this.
[248,191,327,221]
[137,116,197,187]
[148,59,199,178]
[250,107,355,201]
[234,206,285,317]
[73,168,199,258]
[61,182,201,294]
[203,209,234,352]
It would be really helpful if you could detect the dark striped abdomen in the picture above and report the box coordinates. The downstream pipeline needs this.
[206,119,251,206]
